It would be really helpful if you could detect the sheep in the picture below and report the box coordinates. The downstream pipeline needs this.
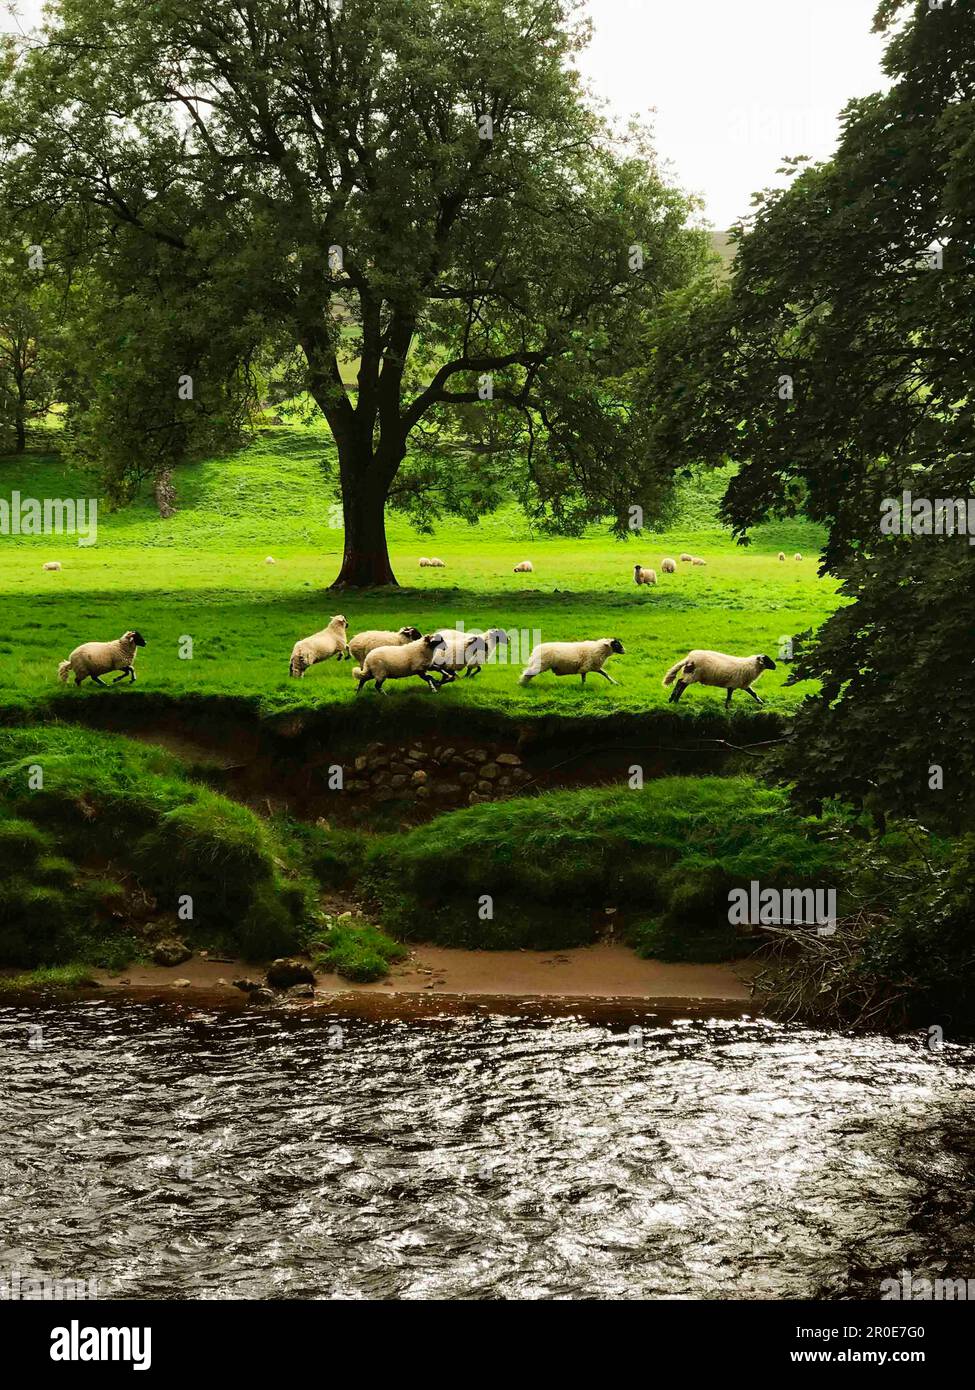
[289,614,349,677]
[348,626,422,665]
[691,556,707,565]
[794,553,802,561]
[430,627,509,685]
[519,637,625,687]
[58,630,146,687]
[662,649,777,707]
[419,557,432,567]
[679,553,693,562]
[513,560,533,573]
[353,633,447,694]
[633,565,657,586]
[264,556,276,565]
[661,558,677,574]
[42,561,62,571]
[778,552,786,561]
[428,557,446,568]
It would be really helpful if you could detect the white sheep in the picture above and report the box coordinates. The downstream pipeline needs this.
[353,633,447,694]
[794,553,802,561]
[662,649,777,707]
[289,614,349,677]
[778,552,786,561]
[661,558,677,574]
[418,557,432,567]
[428,557,446,568]
[679,552,693,562]
[42,561,62,571]
[431,627,509,684]
[633,565,657,586]
[691,556,707,566]
[519,637,625,687]
[348,626,422,664]
[58,630,146,687]
[513,560,533,573]
[264,556,276,565]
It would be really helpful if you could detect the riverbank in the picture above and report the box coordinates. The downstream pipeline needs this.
[1,941,756,1012]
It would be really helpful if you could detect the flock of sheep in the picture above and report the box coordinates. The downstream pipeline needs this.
[53,547,802,703]
[54,618,777,706]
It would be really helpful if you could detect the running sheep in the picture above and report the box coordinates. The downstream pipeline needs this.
[348,626,422,664]
[519,637,625,687]
[289,614,349,677]
[431,628,509,684]
[58,630,147,687]
[633,565,656,586]
[661,558,677,574]
[353,633,447,694]
[662,649,777,707]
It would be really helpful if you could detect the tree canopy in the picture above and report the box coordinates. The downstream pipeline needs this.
[0,0,709,582]
[648,0,975,828]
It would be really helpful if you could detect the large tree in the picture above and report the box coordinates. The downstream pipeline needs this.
[0,0,707,584]
[648,0,975,829]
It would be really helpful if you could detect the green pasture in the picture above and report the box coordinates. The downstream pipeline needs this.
[0,428,839,718]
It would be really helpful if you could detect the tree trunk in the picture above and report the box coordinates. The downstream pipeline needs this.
[331,467,397,587]
[14,415,26,453]
[154,469,177,518]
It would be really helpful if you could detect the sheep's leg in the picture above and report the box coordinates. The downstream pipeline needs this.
[355,677,371,694]
[90,675,108,687]
[580,672,586,684]
[375,679,388,696]
[594,669,618,685]
[112,668,131,684]
[75,674,85,686]
[668,680,687,704]
[419,674,440,693]
[464,665,479,678]
[725,688,734,706]
[744,686,763,705]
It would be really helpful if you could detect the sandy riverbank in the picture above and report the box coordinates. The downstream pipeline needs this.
[84,941,754,1006]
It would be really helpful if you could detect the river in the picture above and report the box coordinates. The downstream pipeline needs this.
[2,999,973,1299]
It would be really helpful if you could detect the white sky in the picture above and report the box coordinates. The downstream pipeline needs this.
[578,0,889,227]
[5,0,889,229]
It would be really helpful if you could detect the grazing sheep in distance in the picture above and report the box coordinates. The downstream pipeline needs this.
[520,637,625,687]
[353,633,447,694]
[348,626,422,664]
[513,560,533,573]
[58,630,146,687]
[661,558,677,574]
[289,614,349,677]
[691,556,707,566]
[778,552,786,561]
[418,557,432,567]
[663,649,776,707]
[264,556,276,565]
[429,557,446,567]
[679,553,693,562]
[794,553,802,561]
[431,627,508,684]
[633,565,656,586]
[42,561,62,571]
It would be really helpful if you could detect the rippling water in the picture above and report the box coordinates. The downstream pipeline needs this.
[1,1000,973,1300]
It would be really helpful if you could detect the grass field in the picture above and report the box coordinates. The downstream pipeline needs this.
[0,427,839,719]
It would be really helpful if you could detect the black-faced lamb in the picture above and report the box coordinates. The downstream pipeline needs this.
[431,628,509,684]
[58,630,147,687]
[519,637,625,686]
[352,633,447,694]
[633,565,656,586]
[662,649,776,706]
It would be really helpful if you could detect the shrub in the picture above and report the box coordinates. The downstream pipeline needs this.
[311,920,408,983]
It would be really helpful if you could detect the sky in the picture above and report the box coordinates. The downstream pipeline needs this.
[577,0,889,227]
[4,0,890,229]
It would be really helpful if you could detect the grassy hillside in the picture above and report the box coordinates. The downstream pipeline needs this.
[0,428,839,718]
